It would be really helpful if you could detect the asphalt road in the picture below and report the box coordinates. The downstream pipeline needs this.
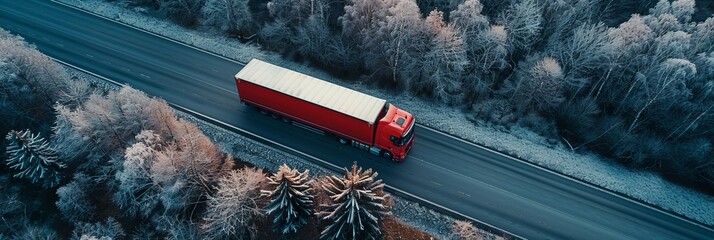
[1,1,713,239]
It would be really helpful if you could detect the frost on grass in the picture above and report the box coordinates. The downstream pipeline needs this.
[58,0,714,226]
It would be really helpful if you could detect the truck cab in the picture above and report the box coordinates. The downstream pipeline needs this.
[375,104,415,161]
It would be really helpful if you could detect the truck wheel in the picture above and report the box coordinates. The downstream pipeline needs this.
[270,113,280,119]
[338,138,349,145]
[380,150,393,160]
[281,117,292,124]
[258,108,268,115]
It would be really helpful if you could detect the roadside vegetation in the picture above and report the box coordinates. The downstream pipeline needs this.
[108,0,714,194]
[0,29,460,239]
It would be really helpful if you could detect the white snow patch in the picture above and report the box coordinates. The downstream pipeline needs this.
[57,0,714,227]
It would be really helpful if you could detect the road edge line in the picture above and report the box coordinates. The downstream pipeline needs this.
[416,123,714,230]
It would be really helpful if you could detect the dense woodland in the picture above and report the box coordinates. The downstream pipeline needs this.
[0,30,465,239]
[108,0,714,193]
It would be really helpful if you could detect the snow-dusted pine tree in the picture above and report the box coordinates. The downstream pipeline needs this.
[319,162,388,240]
[5,130,65,188]
[262,164,314,234]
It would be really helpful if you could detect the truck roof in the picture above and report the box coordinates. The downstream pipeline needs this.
[235,59,387,125]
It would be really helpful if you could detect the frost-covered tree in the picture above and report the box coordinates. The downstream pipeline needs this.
[154,215,202,240]
[341,0,391,43]
[649,0,694,23]
[414,10,468,103]
[451,220,482,240]
[51,104,92,168]
[549,23,615,98]
[0,29,69,136]
[626,58,695,132]
[202,167,265,240]
[12,224,60,240]
[258,19,293,51]
[319,162,388,240]
[71,218,126,240]
[363,0,427,87]
[56,173,96,223]
[201,0,251,33]
[113,130,163,218]
[5,129,65,188]
[293,14,332,64]
[157,0,205,25]
[262,164,314,234]
[691,17,714,54]
[267,0,327,24]
[505,55,565,112]
[151,121,234,216]
[499,0,542,53]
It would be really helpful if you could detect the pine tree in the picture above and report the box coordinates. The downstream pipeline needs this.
[262,164,314,234]
[319,162,388,240]
[5,130,65,188]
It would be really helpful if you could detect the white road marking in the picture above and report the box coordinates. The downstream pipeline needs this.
[139,73,150,79]
[57,42,64,47]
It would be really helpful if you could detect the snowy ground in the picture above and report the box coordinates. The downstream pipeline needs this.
[57,0,714,227]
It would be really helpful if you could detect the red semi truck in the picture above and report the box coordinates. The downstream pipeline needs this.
[235,59,415,161]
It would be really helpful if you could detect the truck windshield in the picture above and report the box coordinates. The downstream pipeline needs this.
[396,119,415,146]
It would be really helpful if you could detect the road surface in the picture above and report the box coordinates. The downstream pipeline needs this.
[1,1,712,239]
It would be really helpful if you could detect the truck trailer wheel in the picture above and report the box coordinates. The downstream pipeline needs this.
[258,108,268,115]
[338,138,349,145]
[281,117,292,124]
[380,150,393,160]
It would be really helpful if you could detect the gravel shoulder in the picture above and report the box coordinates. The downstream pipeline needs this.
[57,0,714,227]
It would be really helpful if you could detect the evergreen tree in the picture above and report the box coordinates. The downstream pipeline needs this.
[263,164,314,234]
[319,162,388,240]
[5,129,65,188]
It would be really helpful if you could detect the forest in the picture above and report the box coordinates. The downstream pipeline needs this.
[0,29,478,239]
[107,0,714,193]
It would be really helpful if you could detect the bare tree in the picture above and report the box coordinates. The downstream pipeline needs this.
[258,19,293,51]
[499,0,542,53]
[0,29,70,136]
[5,129,65,188]
[202,167,266,240]
[318,162,388,240]
[201,0,251,33]
[56,173,96,223]
[505,55,565,112]
[157,0,205,25]
[692,17,714,54]
[262,164,314,234]
[626,58,695,132]
[414,10,468,103]
[71,218,126,240]
[450,220,483,240]
[114,130,163,218]
[154,215,202,240]
[363,0,427,87]
[293,14,332,64]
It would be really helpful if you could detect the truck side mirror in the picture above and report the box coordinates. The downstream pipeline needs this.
[390,136,397,142]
